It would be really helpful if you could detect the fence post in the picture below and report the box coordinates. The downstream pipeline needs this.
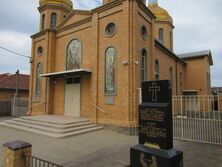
[180,96,184,139]
[2,141,32,167]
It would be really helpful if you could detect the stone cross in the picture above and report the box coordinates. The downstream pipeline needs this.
[149,82,160,102]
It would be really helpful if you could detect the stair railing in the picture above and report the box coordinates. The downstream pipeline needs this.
[90,102,108,124]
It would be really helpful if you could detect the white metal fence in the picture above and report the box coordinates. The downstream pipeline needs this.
[173,95,222,145]
[137,88,222,145]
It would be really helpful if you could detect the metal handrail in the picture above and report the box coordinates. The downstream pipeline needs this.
[90,102,107,113]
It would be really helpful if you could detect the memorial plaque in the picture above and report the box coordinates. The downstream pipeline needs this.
[130,80,183,167]
[105,97,114,105]
[139,80,172,150]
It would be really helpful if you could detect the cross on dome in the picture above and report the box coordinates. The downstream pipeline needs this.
[149,0,158,6]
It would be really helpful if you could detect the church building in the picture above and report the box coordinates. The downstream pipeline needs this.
[28,0,213,133]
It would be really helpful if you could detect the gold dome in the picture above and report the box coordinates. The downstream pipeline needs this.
[39,0,73,10]
[148,3,173,24]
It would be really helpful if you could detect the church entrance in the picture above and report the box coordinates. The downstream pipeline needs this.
[65,77,81,117]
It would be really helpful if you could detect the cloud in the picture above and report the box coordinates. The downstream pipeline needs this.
[159,0,222,86]
[73,0,101,9]
[0,31,31,74]
[0,0,221,86]
[0,0,39,34]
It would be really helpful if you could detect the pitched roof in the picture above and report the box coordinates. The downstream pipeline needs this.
[0,73,29,90]
[155,40,186,65]
[178,50,213,65]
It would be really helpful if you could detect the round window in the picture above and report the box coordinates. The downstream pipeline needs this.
[141,26,148,40]
[105,22,117,37]
[37,47,43,56]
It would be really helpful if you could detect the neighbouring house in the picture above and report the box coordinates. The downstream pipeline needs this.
[0,73,29,101]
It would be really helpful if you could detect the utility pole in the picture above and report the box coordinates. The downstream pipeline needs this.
[13,70,19,117]
[15,70,19,97]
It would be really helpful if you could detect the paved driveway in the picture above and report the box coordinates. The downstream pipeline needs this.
[0,126,222,167]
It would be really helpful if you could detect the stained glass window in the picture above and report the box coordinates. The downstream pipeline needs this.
[141,49,147,81]
[105,47,116,95]
[66,40,82,70]
[36,63,42,96]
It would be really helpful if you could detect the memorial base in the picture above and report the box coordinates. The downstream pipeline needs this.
[130,144,183,167]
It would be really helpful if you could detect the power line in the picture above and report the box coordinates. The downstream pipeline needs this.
[0,46,31,58]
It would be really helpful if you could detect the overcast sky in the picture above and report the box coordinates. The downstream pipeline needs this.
[0,0,221,87]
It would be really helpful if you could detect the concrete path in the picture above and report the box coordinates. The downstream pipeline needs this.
[0,125,222,167]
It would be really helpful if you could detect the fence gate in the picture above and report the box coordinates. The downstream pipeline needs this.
[173,95,222,145]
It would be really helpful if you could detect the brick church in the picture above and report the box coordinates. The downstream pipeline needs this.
[28,0,213,133]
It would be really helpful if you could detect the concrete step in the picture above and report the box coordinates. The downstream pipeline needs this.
[0,116,103,138]
[12,118,92,129]
[20,116,89,125]
[4,120,98,134]
[58,126,103,138]
[0,122,103,138]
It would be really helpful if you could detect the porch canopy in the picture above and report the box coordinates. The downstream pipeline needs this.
[40,69,92,78]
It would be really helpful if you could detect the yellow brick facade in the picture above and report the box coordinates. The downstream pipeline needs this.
[28,0,213,130]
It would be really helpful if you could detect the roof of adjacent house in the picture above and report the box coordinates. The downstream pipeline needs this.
[178,50,213,65]
[0,73,29,90]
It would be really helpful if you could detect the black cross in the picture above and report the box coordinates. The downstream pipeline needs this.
[149,82,160,102]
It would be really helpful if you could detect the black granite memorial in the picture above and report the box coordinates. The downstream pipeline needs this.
[130,80,183,167]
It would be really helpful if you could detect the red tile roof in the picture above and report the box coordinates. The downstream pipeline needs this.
[0,73,29,90]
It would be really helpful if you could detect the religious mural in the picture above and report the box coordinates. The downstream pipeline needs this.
[66,40,82,70]
[105,47,116,95]
[36,63,42,95]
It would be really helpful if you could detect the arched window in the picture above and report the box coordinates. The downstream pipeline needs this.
[207,72,211,92]
[141,49,147,82]
[41,14,45,31]
[155,60,159,80]
[159,28,164,44]
[170,31,173,51]
[179,72,183,94]
[169,67,173,83]
[50,13,57,29]
[105,47,117,95]
[36,63,43,96]
[66,39,82,70]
